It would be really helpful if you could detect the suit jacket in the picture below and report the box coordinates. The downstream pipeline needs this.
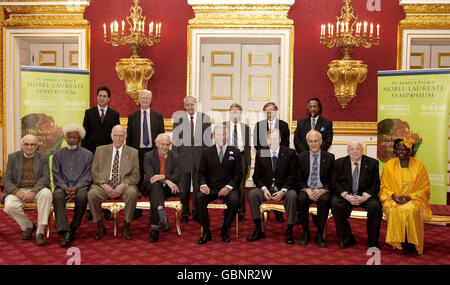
[224,121,251,174]
[126,109,165,149]
[294,116,333,153]
[198,145,243,193]
[143,149,181,191]
[333,155,380,197]
[91,144,140,188]
[252,145,297,191]
[1,151,50,203]
[81,106,120,153]
[253,119,290,151]
[296,150,335,191]
[172,112,212,172]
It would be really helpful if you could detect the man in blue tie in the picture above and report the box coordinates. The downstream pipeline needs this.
[296,130,335,247]
[331,141,382,249]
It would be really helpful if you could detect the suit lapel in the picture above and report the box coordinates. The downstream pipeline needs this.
[153,150,161,174]
[358,156,367,187]
[32,153,40,180]
[17,152,24,183]
[319,151,326,178]
[105,145,113,179]
[345,156,353,186]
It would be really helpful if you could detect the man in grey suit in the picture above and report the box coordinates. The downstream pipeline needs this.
[224,103,251,221]
[88,125,140,240]
[144,133,181,242]
[172,96,212,224]
[2,134,52,246]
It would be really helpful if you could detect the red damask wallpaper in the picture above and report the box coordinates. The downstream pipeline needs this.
[85,0,405,122]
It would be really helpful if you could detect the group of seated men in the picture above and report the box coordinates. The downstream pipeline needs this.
[1,121,382,251]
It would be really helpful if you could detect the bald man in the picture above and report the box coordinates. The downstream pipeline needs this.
[2,134,52,246]
[331,141,382,249]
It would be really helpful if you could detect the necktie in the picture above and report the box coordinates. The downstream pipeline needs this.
[271,152,278,172]
[111,149,120,189]
[100,109,105,124]
[233,124,238,147]
[352,162,359,194]
[310,154,319,189]
[218,147,224,163]
[190,116,195,146]
[143,111,150,147]
[311,118,316,130]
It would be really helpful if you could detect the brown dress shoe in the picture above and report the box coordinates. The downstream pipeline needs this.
[22,224,36,240]
[36,233,46,246]
[94,221,106,240]
[122,222,133,240]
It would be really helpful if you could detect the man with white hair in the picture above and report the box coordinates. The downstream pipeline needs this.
[52,124,93,248]
[126,89,164,219]
[2,134,52,246]
[143,133,181,242]
[331,140,382,249]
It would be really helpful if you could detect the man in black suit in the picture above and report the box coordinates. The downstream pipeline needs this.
[253,101,290,222]
[143,134,182,243]
[247,129,297,244]
[197,125,243,244]
[224,103,251,222]
[294,97,333,154]
[81,86,120,154]
[172,96,212,224]
[297,130,335,248]
[81,86,120,221]
[331,141,382,249]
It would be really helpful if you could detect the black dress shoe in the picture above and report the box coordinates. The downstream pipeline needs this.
[60,232,73,248]
[149,230,159,243]
[238,215,246,222]
[181,216,189,224]
[221,230,231,243]
[247,229,265,242]
[94,222,106,240]
[339,235,357,249]
[275,211,285,223]
[299,231,310,245]
[285,229,295,244]
[103,209,113,221]
[198,233,212,245]
[402,243,418,255]
[160,218,171,232]
[22,224,36,240]
[315,232,327,248]
[122,222,133,240]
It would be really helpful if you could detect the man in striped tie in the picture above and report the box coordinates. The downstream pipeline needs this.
[224,103,251,222]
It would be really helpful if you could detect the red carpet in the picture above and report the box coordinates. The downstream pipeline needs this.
[0,198,449,265]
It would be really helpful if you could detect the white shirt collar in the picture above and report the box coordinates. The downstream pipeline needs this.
[216,144,227,153]
[23,152,35,158]
[270,146,280,157]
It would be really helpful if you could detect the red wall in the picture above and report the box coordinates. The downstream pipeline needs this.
[85,0,405,121]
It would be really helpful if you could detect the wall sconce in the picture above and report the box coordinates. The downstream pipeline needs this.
[320,0,380,108]
[103,0,161,104]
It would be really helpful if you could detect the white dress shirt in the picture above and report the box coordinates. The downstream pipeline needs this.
[98,105,108,117]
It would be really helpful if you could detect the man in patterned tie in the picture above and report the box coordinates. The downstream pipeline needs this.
[331,141,382,249]
[88,125,140,240]
[296,130,335,247]
[224,103,251,221]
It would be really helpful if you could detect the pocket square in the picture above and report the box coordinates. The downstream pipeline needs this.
[228,156,235,160]
[320,127,325,131]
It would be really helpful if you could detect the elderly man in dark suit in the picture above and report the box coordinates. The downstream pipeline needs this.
[224,103,251,222]
[331,140,382,249]
[88,125,140,240]
[2,134,52,246]
[253,101,290,223]
[296,130,335,248]
[294,97,333,154]
[197,125,243,244]
[172,96,212,224]
[247,129,297,244]
[144,133,182,242]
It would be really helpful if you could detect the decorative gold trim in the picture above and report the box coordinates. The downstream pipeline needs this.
[410,52,424,69]
[438,52,450,68]
[248,74,271,101]
[69,50,78,67]
[39,50,57,66]
[363,142,377,156]
[211,51,234,67]
[249,52,272,67]
[211,73,233,99]
[0,6,3,130]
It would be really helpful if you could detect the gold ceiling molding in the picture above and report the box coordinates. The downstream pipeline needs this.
[189,4,294,26]
[401,4,450,14]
